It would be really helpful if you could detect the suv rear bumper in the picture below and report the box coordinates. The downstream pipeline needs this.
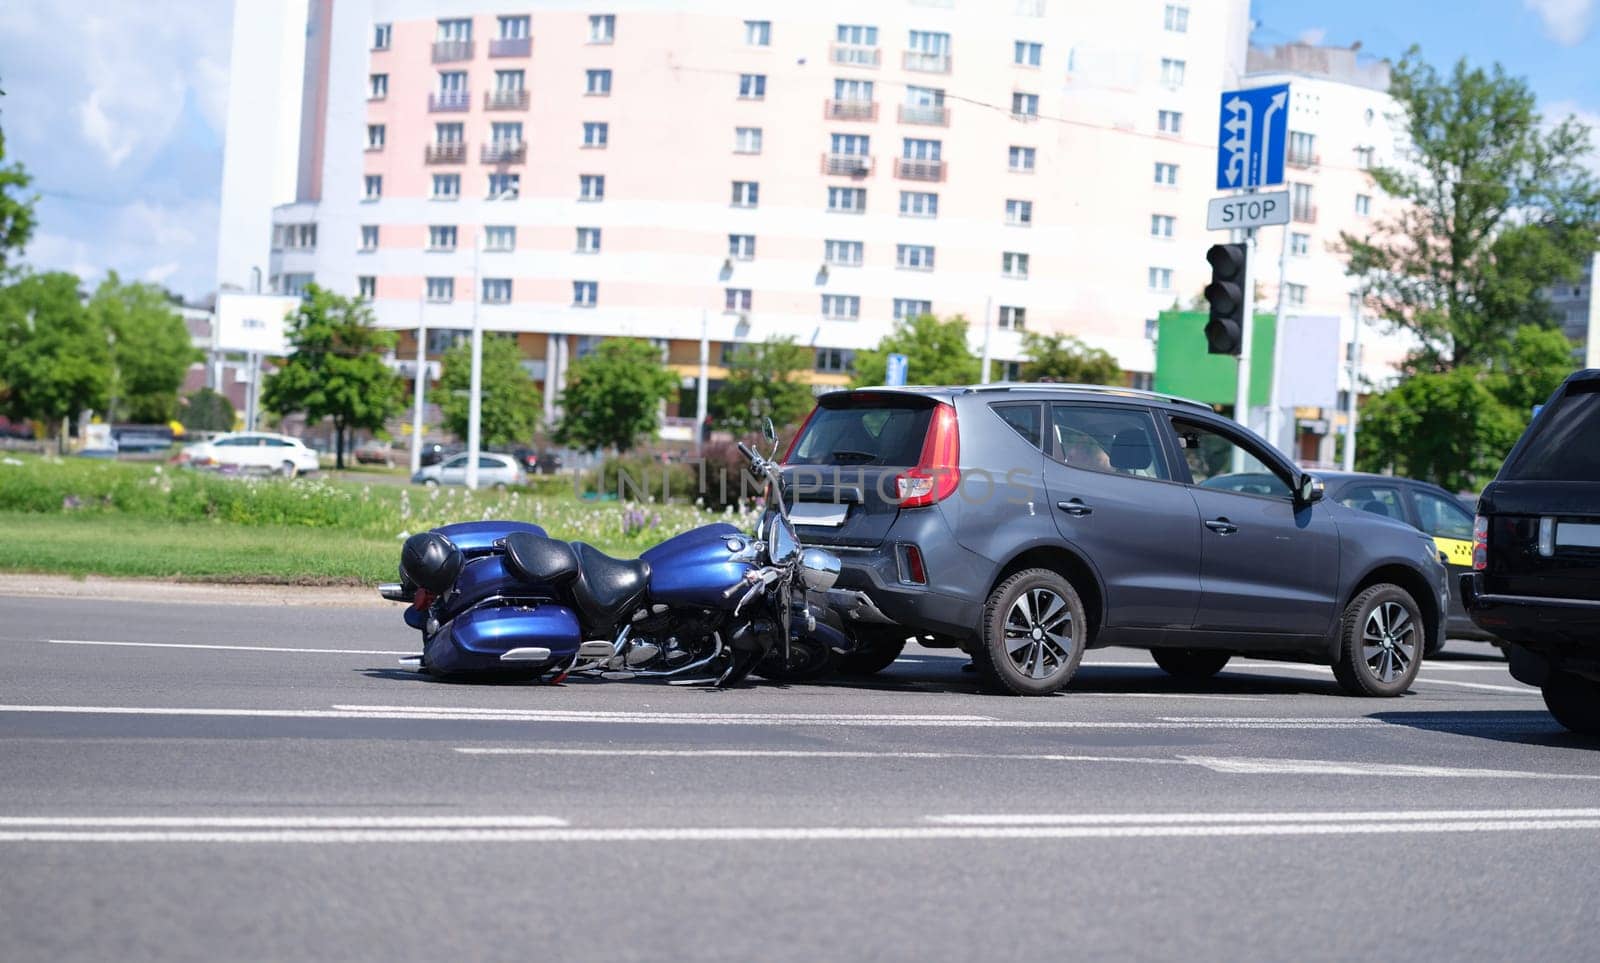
[830,546,982,642]
[1460,572,1600,644]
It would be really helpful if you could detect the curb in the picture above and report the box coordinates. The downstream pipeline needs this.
[0,575,388,608]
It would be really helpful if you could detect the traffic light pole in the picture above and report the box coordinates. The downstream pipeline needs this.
[1231,226,1259,472]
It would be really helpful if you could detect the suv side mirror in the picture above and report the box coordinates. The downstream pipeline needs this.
[1296,473,1325,505]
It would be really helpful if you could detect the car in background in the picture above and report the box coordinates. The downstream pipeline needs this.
[354,439,398,467]
[178,432,322,478]
[1462,369,1600,734]
[416,442,457,467]
[111,425,176,453]
[1312,471,1494,651]
[411,451,524,488]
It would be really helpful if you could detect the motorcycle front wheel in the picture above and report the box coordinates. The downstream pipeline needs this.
[754,637,838,683]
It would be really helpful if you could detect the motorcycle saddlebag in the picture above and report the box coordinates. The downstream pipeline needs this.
[424,603,583,676]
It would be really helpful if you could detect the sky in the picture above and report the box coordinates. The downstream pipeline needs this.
[0,1,1596,303]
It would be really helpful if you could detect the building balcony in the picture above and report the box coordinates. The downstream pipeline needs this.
[894,157,946,182]
[432,40,474,63]
[830,44,881,68]
[489,36,531,57]
[903,50,951,73]
[1292,205,1318,224]
[429,90,471,112]
[482,142,527,164]
[1287,152,1320,169]
[898,103,949,126]
[485,89,529,110]
[425,142,467,164]
[820,153,874,177]
[826,99,878,121]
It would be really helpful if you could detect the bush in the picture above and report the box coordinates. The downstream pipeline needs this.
[588,454,698,503]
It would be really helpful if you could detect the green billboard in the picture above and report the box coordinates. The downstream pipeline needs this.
[1153,310,1277,408]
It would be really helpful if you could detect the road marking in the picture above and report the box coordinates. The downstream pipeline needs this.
[1085,660,1513,674]
[0,816,568,828]
[48,639,414,656]
[926,808,1600,826]
[1175,756,1597,779]
[1405,678,1535,694]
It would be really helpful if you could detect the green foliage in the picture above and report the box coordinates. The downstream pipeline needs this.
[1020,332,1123,385]
[555,338,677,453]
[180,387,236,433]
[261,285,403,468]
[0,272,109,441]
[1487,324,1577,413]
[850,314,979,388]
[0,113,37,277]
[90,272,200,423]
[1342,49,1600,370]
[590,454,700,503]
[710,336,814,435]
[438,334,542,447]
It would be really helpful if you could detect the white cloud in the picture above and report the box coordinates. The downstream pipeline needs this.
[1524,0,1596,46]
[143,261,181,285]
[1297,27,1328,45]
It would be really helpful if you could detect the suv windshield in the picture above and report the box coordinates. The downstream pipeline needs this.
[1502,385,1600,482]
[788,398,934,467]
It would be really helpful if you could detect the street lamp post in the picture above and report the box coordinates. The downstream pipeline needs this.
[465,229,484,490]
[410,293,426,476]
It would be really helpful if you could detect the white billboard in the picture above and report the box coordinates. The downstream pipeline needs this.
[1278,315,1340,408]
[214,292,299,355]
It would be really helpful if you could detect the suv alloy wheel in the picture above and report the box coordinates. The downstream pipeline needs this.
[973,568,1087,696]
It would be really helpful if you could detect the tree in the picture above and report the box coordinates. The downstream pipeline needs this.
[89,272,200,423]
[1487,324,1577,414]
[555,338,677,453]
[850,313,979,388]
[0,84,38,276]
[438,334,542,447]
[261,285,403,468]
[180,387,236,433]
[0,272,110,450]
[1021,332,1122,385]
[710,336,815,435]
[1342,49,1600,371]
[1355,369,1523,492]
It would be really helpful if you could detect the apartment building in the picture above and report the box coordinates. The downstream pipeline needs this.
[1547,252,1600,371]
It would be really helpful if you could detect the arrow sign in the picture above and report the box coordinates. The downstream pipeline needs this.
[1216,84,1290,190]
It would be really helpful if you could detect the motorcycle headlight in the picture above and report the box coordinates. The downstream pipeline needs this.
[799,548,841,592]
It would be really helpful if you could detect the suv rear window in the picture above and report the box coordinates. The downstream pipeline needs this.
[1502,384,1600,482]
[788,398,934,467]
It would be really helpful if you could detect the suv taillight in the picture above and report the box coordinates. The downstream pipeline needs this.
[895,403,960,509]
[1472,515,1488,571]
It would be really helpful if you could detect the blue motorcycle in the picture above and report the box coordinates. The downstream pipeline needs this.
[379,422,851,687]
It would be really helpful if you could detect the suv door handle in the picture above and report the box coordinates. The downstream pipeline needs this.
[1204,518,1238,535]
[1056,499,1092,517]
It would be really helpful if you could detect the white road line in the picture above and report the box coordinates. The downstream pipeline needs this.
[48,639,414,656]
[1175,756,1598,780]
[333,705,998,721]
[926,808,1600,826]
[1406,678,1536,694]
[1085,660,1513,674]
[0,816,567,828]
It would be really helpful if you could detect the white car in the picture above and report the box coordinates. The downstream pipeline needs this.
[180,432,322,478]
[411,452,524,488]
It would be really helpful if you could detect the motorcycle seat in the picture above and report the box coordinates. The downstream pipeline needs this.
[500,532,580,585]
[569,543,651,627]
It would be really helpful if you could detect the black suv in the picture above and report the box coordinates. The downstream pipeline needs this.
[782,384,1447,697]
[1462,369,1600,734]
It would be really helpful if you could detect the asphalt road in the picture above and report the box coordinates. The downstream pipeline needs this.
[3,593,1598,962]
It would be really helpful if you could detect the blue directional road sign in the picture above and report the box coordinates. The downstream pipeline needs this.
[886,353,908,386]
[1216,83,1290,191]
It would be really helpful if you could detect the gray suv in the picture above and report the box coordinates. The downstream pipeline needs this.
[782,384,1448,697]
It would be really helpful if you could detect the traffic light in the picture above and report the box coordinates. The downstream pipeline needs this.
[1203,243,1247,355]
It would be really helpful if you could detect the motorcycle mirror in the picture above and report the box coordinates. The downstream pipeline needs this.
[762,416,777,446]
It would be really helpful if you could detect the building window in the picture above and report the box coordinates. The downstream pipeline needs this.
[1150,214,1175,238]
[908,30,951,60]
[725,288,753,312]
[365,126,387,153]
[894,298,931,320]
[745,20,771,46]
[358,275,376,299]
[573,281,598,306]
[369,74,388,100]
[1148,267,1173,291]
[434,121,464,147]
[900,191,938,218]
[999,306,1026,330]
[482,278,513,304]
[1292,182,1315,222]
[729,234,756,260]
[835,78,874,103]
[586,69,612,95]
[1009,145,1036,171]
[832,132,871,156]
[1016,0,1046,15]
[825,239,864,266]
[580,174,605,200]
[1154,162,1178,185]
[1355,194,1372,217]
[828,186,867,212]
[1158,110,1182,134]
[277,273,314,296]
[485,173,517,198]
[364,174,383,200]
[490,121,522,146]
[583,122,608,147]
[815,347,855,373]
[427,173,457,200]
[567,226,598,254]
[1290,233,1309,256]
[279,223,317,250]
[897,244,935,270]
[1288,131,1317,167]
[734,127,763,154]
[1002,252,1029,278]
[589,14,615,43]
[360,225,379,251]
[1354,146,1375,170]
[437,18,472,42]
[821,294,861,320]
[1011,92,1040,118]
[732,180,760,208]
[739,73,767,99]
[498,15,529,39]
[428,225,457,251]
[426,277,455,303]
[373,23,392,49]
[1160,58,1186,86]
[1286,283,1307,306]
[485,226,516,251]
[1006,199,1033,226]
[837,24,878,45]
[1014,41,1042,66]
[1164,4,1189,32]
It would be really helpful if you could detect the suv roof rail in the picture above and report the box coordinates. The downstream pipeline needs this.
[964,382,1214,411]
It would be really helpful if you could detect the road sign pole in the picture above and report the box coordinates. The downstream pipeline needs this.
[1232,225,1258,471]
[1266,222,1291,455]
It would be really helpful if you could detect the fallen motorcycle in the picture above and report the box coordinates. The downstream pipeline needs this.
[378,421,852,687]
